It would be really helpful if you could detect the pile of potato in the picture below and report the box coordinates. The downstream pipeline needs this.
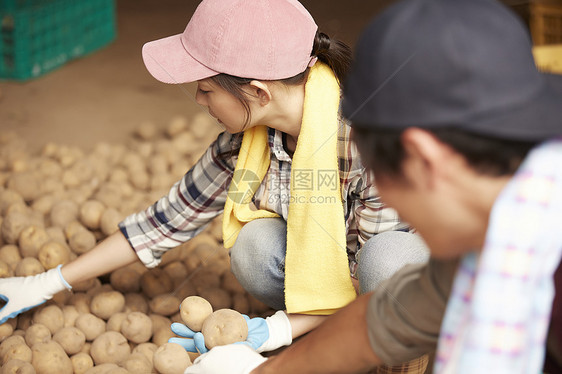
[0,114,274,374]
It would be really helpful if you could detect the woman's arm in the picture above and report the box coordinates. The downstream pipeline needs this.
[60,231,139,285]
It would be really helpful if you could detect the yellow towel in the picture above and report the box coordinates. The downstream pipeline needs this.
[533,44,562,73]
[222,62,357,315]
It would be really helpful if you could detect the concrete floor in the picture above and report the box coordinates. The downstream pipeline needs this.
[0,0,395,153]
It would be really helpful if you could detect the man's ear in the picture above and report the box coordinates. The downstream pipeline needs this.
[248,80,272,106]
[401,128,453,189]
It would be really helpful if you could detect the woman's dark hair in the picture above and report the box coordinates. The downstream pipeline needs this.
[351,125,537,178]
[210,31,352,129]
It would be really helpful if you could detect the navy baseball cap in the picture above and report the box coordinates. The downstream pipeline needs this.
[342,0,562,141]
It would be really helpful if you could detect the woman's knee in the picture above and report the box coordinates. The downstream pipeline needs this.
[357,231,429,294]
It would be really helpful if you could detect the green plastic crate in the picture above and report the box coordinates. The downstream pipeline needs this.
[0,0,116,80]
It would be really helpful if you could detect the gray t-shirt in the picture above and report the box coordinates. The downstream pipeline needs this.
[367,258,562,370]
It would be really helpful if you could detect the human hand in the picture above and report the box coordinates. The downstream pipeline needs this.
[170,310,292,354]
[169,323,208,353]
[184,344,267,374]
[0,265,72,324]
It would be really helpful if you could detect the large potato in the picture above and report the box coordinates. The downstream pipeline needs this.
[120,312,152,344]
[149,294,181,316]
[70,352,93,374]
[37,241,71,270]
[24,323,51,347]
[201,309,248,349]
[1,358,36,374]
[179,296,213,332]
[140,269,173,298]
[31,341,73,374]
[153,342,191,374]
[109,267,141,293]
[90,291,125,320]
[32,305,64,334]
[75,313,106,341]
[2,343,32,365]
[53,327,86,355]
[90,331,131,365]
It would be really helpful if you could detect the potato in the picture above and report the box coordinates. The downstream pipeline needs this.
[124,292,148,314]
[75,313,106,341]
[0,321,14,341]
[149,294,181,316]
[201,309,248,349]
[106,313,127,333]
[24,323,51,346]
[53,327,86,355]
[2,211,32,244]
[123,352,152,372]
[132,342,157,365]
[38,241,70,270]
[198,287,232,310]
[0,245,21,270]
[83,363,123,374]
[45,226,66,245]
[7,172,39,203]
[140,268,174,298]
[68,230,96,254]
[31,194,56,216]
[173,279,197,301]
[14,257,44,277]
[120,312,152,344]
[31,341,72,374]
[16,313,33,331]
[166,116,188,137]
[109,267,141,293]
[90,331,131,365]
[90,291,125,320]
[179,296,213,332]
[70,352,94,374]
[79,200,105,230]
[99,208,123,236]
[163,261,188,282]
[68,292,91,314]
[18,226,49,258]
[189,268,221,292]
[62,305,80,328]
[2,343,31,365]
[50,200,78,229]
[32,305,64,334]
[1,358,36,374]
[0,335,25,361]
[0,190,24,216]
[153,342,191,374]
[0,260,13,278]
[151,327,175,346]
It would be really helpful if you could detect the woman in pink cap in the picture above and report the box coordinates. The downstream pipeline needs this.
[0,0,428,371]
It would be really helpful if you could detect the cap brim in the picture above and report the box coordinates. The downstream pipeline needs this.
[142,34,218,84]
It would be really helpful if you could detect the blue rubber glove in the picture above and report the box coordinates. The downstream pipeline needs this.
[0,265,72,324]
[169,323,208,353]
[170,311,292,354]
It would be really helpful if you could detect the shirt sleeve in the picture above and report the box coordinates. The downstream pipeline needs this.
[118,131,239,267]
[354,169,410,246]
[366,258,458,365]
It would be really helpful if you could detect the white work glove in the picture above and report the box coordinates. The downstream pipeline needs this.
[0,265,72,324]
[184,344,267,374]
[249,310,293,353]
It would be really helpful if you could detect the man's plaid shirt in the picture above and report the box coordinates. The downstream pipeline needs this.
[119,119,408,274]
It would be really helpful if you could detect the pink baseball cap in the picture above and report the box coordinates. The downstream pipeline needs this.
[142,0,318,84]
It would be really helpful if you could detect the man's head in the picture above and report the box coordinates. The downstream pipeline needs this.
[342,0,562,257]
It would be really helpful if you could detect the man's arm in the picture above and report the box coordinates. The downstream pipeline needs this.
[253,293,382,374]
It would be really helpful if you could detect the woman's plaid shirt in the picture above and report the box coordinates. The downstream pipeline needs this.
[119,119,408,274]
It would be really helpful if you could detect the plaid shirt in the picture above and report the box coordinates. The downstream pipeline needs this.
[119,117,408,272]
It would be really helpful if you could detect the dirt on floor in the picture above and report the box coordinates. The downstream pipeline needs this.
[0,0,395,154]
